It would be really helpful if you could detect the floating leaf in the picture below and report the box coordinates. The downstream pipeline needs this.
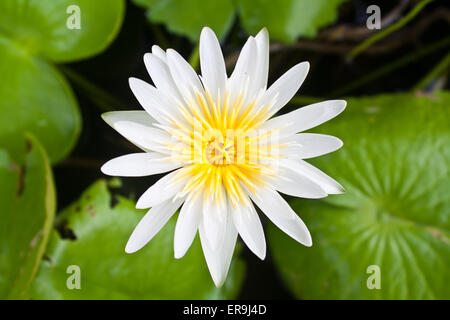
[0,37,80,163]
[268,92,450,299]
[133,0,346,43]
[0,0,125,162]
[0,135,56,299]
[31,180,245,299]
[0,0,125,63]
[132,0,235,42]
[238,0,347,42]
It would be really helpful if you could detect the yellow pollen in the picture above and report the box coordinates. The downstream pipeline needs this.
[167,89,279,208]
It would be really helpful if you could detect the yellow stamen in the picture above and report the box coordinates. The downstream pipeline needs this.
[166,89,280,206]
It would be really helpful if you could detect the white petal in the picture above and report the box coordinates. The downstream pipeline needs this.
[152,45,167,63]
[259,62,310,115]
[286,133,343,159]
[125,197,183,253]
[228,37,257,102]
[263,100,347,136]
[249,187,312,246]
[288,159,345,194]
[231,200,266,260]
[254,28,269,91]
[111,119,174,153]
[202,191,228,251]
[174,195,202,258]
[102,111,155,129]
[199,208,237,287]
[269,164,327,199]
[143,52,183,103]
[128,77,174,125]
[101,153,181,177]
[166,48,204,101]
[136,169,186,209]
[199,27,227,101]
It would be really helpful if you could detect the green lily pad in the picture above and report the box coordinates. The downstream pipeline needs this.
[132,0,235,42]
[31,180,245,299]
[268,92,450,299]
[133,0,346,43]
[0,0,125,162]
[0,37,80,163]
[0,135,56,299]
[238,0,348,43]
[0,0,125,63]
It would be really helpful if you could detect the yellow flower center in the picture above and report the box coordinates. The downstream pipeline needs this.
[164,90,283,207]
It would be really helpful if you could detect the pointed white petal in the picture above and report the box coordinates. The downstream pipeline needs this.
[152,45,167,63]
[111,119,174,153]
[199,27,227,101]
[174,195,202,258]
[125,197,183,253]
[263,100,347,135]
[218,217,238,286]
[166,48,204,100]
[102,111,155,129]
[228,37,257,101]
[199,208,237,287]
[128,77,174,125]
[101,153,181,177]
[143,53,183,103]
[269,164,327,199]
[254,28,269,91]
[231,200,266,260]
[259,62,310,115]
[287,159,345,194]
[202,191,228,251]
[136,169,186,209]
[230,37,256,80]
[249,187,312,246]
[286,133,343,159]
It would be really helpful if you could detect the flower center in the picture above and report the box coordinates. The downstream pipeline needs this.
[205,138,234,165]
[167,91,280,206]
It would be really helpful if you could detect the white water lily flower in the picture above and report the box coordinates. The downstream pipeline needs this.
[101,27,345,287]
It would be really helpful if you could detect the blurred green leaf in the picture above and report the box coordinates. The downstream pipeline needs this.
[31,180,245,299]
[133,0,346,43]
[268,92,450,299]
[0,37,80,163]
[0,134,56,299]
[0,0,125,162]
[0,0,125,63]
[238,0,348,43]
[132,0,234,42]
